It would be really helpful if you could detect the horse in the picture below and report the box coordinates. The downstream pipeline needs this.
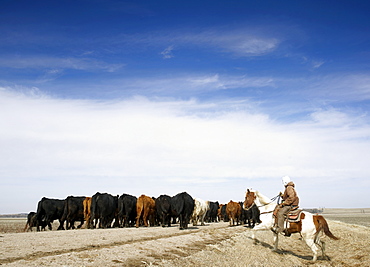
[243,188,339,262]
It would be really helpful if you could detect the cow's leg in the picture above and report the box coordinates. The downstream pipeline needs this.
[167,214,171,227]
[125,214,128,227]
[179,214,184,230]
[71,220,76,229]
[47,219,53,230]
[57,219,65,230]
[200,214,205,226]
[44,217,52,230]
[184,214,189,229]
[77,220,84,229]
[86,216,92,229]
[136,207,143,228]
[163,213,167,227]
[192,215,197,226]
[142,212,148,227]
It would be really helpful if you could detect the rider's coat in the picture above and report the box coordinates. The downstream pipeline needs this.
[282,181,299,207]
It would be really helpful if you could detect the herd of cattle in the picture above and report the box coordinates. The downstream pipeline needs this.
[24,191,261,232]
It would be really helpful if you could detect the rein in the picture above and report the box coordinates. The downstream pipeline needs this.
[256,193,281,208]
[244,192,281,212]
[260,210,274,215]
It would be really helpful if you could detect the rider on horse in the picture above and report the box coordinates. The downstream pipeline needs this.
[273,176,300,236]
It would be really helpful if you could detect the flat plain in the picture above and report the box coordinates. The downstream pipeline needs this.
[0,208,369,266]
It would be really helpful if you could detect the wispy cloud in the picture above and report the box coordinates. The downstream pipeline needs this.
[0,55,124,72]
[303,73,370,103]
[311,60,325,69]
[160,45,174,59]
[128,73,273,93]
[301,56,325,69]
[116,28,280,57]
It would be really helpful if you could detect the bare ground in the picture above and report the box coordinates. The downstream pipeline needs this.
[0,216,369,267]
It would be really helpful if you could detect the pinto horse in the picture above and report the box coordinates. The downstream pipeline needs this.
[243,189,339,262]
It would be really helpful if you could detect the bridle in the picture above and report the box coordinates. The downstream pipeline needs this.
[245,193,281,214]
[243,201,256,211]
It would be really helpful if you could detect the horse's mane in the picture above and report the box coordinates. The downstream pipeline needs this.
[246,189,273,204]
[254,191,273,205]
[246,188,276,213]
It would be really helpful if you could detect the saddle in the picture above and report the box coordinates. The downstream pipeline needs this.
[287,208,302,222]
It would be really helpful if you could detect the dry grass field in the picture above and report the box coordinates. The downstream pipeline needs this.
[321,208,370,228]
[0,209,369,266]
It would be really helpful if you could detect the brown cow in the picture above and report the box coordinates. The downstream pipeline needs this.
[217,204,224,222]
[136,195,156,227]
[226,200,242,226]
[83,197,92,228]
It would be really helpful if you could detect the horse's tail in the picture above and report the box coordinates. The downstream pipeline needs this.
[313,215,340,240]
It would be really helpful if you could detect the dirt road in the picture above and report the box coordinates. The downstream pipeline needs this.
[0,220,369,266]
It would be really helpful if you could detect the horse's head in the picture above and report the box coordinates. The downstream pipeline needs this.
[243,188,256,210]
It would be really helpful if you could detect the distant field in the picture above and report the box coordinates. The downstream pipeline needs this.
[321,208,370,214]
[0,218,60,233]
[320,208,370,227]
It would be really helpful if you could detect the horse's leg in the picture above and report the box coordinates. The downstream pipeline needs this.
[272,232,279,251]
[249,227,261,245]
[251,229,255,239]
[321,241,327,259]
[303,237,319,262]
[316,238,327,260]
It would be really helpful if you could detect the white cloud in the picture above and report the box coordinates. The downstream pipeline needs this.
[160,45,174,59]
[1,87,370,213]
[310,108,354,126]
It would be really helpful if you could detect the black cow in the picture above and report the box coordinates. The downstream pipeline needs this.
[244,203,261,228]
[36,197,65,231]
[171,192,194,230]
[155,194,172,227]
[89,192,118,229]
[205,201,219,223]
[239,202,248,225]
[117,193,137,227]
[61,196,85,230]
[221,204,229,222]
[24,211,36,232]
[24,211,48,231]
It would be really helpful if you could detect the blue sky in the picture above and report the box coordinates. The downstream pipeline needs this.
[1,0,370,213]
